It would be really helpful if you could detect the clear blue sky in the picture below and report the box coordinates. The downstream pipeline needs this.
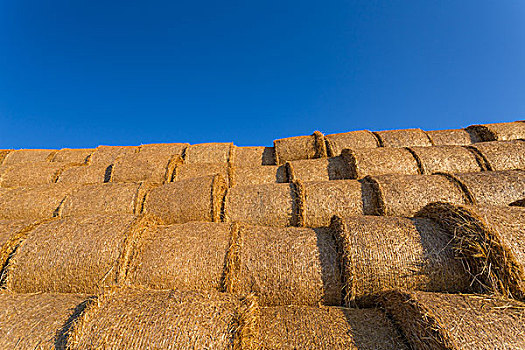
[1,1,524,148]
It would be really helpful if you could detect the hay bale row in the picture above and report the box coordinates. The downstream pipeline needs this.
[0,292,91,349]
[2,149,57,165]
[259,306,407,350]
[341,147,420,179]
[331,215,469,307]
[467,121,525,141]
[0,162,78,188]
[51,148,93,164]
[418,203,525,299]
[273,131,327,165]
[57,164,111,184]
[425,128,477,145]
[325,130,379,156]
[382,290,525,350]
[286,156,352,182]
[184,142,233,163]
[66,288,258,350]
[373,128,433,147]
[468,140,525,171]
[231,146,276,166]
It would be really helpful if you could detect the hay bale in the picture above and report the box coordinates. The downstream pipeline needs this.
[0,292,91,349]
[174,162,230,185]
[467,121,525,141]
[341,148,420,179]
[0,150,11,165]
[0,184,78,220]
[373,128,432,147]
[229,165,288,187]
[0,162,74,188]
[66,288,258,350]
[144,175,227,224]
[273,131,327,165]
[231,146,276,166]
[418,202,525,299]
[226,225,341,306]
[2,149,57,165]
[60,183,144,217]
[331,216,469,307]
[56,164,111,184]
[325,130,379,156]
[111,153,181,184]
[89,145,139,165]
[127,222,232,291]
[260,306,407,350]
[0,219,38,275]
[138,142,188,156]
[408,145,483,174]
[51,148,93,163]
[301,179,374,227]
[286,156,352,182]
[468,140,525,171]
[382,290,525,350]
[447,170,525,206]
[3,215,138,293]
[224,183,298,227]
[426,128,476,145]
[366,173,470,216]
[184,142,233,163]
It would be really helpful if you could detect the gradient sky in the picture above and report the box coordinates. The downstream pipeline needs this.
[1,1,524,148]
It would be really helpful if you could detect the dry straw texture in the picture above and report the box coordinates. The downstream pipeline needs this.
[366,173,470,216]
[174,162,229,185]
[467,121,525,141]
[184,142,233,163]
[286,156,351,182]
[226,225,341,306]
[373,128,433,147]
[3,149,57,165]
[88,145,138,166]
[224,182,298,227]
[325,130,379,156]
[231,146,276,166]
[67,288,259,350]
[341,147,420,179]
[273,131,327,165]
[51,148,93,163]
[426,128,477,146]
[3,215,137,293]
[408,145,483,174]
[0,162,74,188]
[331,216,469,307]
[111,152,180,184]
[382,290,525,350]
[259,306,407,350]
[0,150,11,165]
[60,182,144,217]
[0,292,90,350]
[0,184,78,220]
[229,165,287,187]
[0,219,38,280]
[448,170,525,206]
[138,142,188,157]
[469,140,525,171]
[418,203,525,299]
[127,222,232,291]
[144,175,227,224]
[56,164,110,185]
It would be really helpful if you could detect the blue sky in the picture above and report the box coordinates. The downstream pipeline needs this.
[1,1,524,148]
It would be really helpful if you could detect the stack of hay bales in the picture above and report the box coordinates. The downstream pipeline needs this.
[468,140,525,171]
[273,131,327,165]
[324,130,379,156]
[373,128,432,147]
[425,128,477,145]
[467,121,525,141]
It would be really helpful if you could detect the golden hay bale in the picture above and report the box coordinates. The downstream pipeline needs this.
[447,170,525,206]
[408,145,483,174]
[373,128,433,147]
[0,150,11,165]
[184,142,233,163]
[66,288,259,350]
[286,156,352,182]
[144,175,227,224]
[229,165,288,187]
[174,162,230,185]
[0,292,91,350]
[467,121,525,141]
[111,153,181,184]
[224,183,298,227]
[325,130,379,156]
[273,131,328,165]
[301,179,375,227]
[231,146,276,166]
[2,149,57,165]
[468,140,525,171]
[138,142,188,156]
[0,184,79,220]
[126,222,232,291]
[331,216,469,307]
[366,173,470,216]
[425,128,477,145]
[0,162,76,188]
[259,305,407,350]
[341,147,420,179]
[382,290,525,350]
[60,183,144,217]
[88,145,139,166]
[56,164,111,184]
[51,148,93,163]
[225,225,341,306]
[418,202,525,299]
[3,215,139,294]
[0,219,38,275]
